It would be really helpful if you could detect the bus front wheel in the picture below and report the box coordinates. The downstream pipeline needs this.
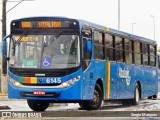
[27,100,49,111]
[83,84,103,110]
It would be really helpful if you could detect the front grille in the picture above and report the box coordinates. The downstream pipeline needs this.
[9,66,80,77]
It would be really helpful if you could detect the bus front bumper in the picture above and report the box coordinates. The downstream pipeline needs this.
[8,81,82,100]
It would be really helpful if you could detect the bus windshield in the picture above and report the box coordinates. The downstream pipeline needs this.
[9,34,80,69]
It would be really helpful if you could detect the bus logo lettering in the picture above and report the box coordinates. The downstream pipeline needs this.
[39,79,42,83]
[119,67,129,78]
[119,67,131,86]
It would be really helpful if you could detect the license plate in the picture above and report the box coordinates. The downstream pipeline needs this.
[33,90,46,96]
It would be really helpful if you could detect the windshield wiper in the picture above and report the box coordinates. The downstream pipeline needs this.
[12,31,27,49]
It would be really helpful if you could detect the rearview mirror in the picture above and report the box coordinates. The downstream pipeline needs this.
[2,35,10,60]
[85,38,92,52]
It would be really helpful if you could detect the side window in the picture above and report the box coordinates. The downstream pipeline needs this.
[134,41,141,65]
[140,42,143,65]
[142,43,149,66]
[150,45,156,67]
[125,39,132,64]
[94,30,104,60]
[115,36,123,62]
[158,55,160,69]
[105,33,115,61]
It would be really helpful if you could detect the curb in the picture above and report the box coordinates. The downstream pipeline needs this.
[0,94,8,101]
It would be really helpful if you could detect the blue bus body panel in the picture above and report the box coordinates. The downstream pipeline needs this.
[109,62,158,100]
[81,61,94,100]
[109,62,133,99]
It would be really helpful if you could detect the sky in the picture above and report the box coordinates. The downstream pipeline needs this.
[1,0,160,45]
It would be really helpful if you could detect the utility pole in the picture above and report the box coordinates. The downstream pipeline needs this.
[132,23,136,34]
[2,0,7,75]
[1,0,7,94]
[150,15,155,40]
[118,0,120,30]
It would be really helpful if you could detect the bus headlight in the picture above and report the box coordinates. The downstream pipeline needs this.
[9,79,21,87]
[14,81,20,87]
[62,82,69,88]
[62,76,80,88]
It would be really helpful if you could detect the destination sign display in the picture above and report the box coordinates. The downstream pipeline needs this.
[11,20,78,29]
[13,36,39,42]
[21,21,62,28]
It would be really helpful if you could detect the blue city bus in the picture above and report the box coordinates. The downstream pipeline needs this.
[2,17,158,111]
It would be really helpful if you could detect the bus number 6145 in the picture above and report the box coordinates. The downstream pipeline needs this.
[46,78,61,84]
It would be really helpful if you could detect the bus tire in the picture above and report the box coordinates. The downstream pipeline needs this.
[132,84,140,105]
[122,100,130,106]
[27,100,49,111]
[153,94,157,100]
[148,94,157,100]
[79,102,83,108]
[83,84,103,110]
[78,101,85,109]
[148,96,153,99]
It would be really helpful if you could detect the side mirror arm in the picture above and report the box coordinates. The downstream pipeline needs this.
[3,34,10,41]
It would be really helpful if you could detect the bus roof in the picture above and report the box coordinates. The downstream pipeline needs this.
[78,19,157,45]
[12,16,157,45]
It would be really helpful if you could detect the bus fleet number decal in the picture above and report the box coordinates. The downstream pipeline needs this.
[46,78,61,84]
